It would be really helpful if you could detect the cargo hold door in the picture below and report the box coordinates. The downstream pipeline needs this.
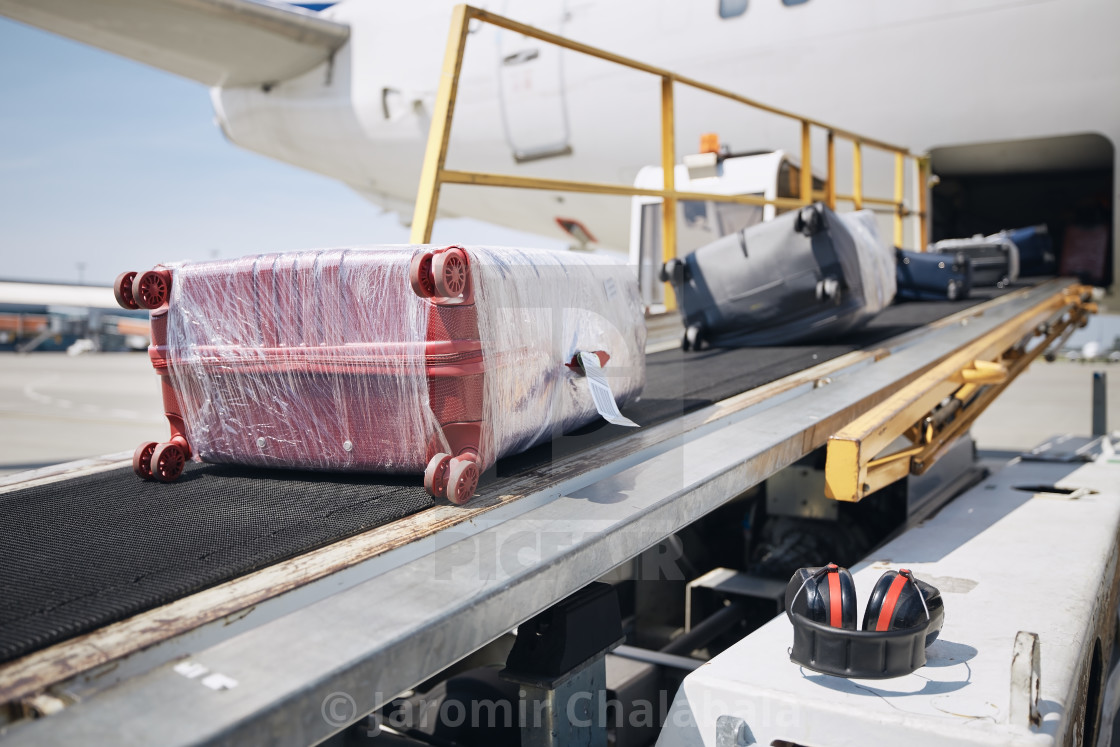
[496,0,572,163]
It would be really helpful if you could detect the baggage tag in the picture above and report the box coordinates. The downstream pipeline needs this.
[578,351,639,428]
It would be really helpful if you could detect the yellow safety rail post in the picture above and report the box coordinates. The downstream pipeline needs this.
[410,4,930,300]
[800,122,813,206]
[893,152,905,248]
[851,141,864,210]
[409,4,470,245]
[825,130,836,210]
[825,285,1098,503]
[918,156,931,249]
[660,77,678,311]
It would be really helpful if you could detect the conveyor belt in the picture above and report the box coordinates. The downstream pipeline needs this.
[0,286,1018,664]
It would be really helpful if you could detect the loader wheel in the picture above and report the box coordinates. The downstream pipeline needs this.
[133,270,171,309]
[409,252,436,299]
[150,442,186,482]
[424,452,452,499]
[114,271,140,310]
[433,248,469,299]
[132,441,158,480]
[446,458,479,505]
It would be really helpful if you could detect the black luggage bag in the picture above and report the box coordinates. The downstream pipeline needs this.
[896,249,972,301]
[661,203,891,349]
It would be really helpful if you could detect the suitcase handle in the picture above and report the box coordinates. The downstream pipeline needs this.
[565,350,610,375]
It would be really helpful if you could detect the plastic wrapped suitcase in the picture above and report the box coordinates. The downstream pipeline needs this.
[113,245,646,504]
[895,249,972,301]
[929,235,1019,287]
[997,224,1055,276]
[660,203,896,349]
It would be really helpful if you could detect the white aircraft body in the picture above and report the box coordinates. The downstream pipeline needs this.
[2,0,1118,286]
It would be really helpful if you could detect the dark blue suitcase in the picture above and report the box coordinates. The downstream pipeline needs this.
[1000,225,1056,276]
[896,249,972,301]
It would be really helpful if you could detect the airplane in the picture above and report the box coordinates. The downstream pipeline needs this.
[0,280,150,351]
[2,0,1117,290]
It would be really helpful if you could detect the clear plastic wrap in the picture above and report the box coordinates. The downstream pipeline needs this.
[837,210,898,316]
[155,246,646,488]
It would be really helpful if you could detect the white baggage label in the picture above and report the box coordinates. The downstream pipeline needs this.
[579,351,639,428]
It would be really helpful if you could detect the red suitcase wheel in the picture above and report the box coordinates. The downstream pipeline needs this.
[114,271,140,310]
[132,441,158,480]
[410,252,437,299]
[424,452,452,498]
[150,442,186,482]
[446,457,479,505]
[432,248,469,299]
[133,270,171,309]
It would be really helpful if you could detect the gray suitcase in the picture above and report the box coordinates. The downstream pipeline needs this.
[661,203,893,349]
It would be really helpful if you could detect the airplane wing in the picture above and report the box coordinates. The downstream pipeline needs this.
[0,0,349,87]
[0,280,132,310]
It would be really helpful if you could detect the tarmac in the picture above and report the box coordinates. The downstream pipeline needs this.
[0,350,1117,478]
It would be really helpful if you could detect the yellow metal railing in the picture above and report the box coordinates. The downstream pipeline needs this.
[410,4,928,310]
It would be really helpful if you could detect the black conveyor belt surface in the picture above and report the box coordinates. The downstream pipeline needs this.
[0,286,1018,663]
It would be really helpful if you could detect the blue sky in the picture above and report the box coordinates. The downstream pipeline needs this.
[0,17,559,285]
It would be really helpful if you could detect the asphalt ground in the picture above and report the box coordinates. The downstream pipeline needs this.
[0,345,1117,478]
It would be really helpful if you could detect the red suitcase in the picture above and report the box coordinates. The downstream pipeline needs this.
[114,245,646,504]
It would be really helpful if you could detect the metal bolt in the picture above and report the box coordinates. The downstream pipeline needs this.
[256,437,266,449]
[343,440,353,452]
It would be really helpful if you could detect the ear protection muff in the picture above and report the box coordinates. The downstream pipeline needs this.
[785,563,857,629]
[863,569,945,646]
[785,564,944,679]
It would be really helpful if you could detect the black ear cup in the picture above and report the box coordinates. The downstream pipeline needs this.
[862,569,946,646]
[863,570,902,631]
[784,564,857,630]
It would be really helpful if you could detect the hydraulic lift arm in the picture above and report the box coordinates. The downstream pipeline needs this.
[824,284,1097,503]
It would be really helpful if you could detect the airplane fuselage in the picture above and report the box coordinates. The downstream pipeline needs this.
[211,0,1120,289]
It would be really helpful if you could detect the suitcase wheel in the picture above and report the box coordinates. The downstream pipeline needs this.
[446,457,480,505]
[150,442,186,482]
[133,270,172,309]
[132,441,159,480]
[114,271,140,310]
[660,258,687,286]
[433,247,469,299]
[683,324,705,352]
[424,452,452,499]
[815,277,840,302]
[794,204,824,237]
[409,251,437,299]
